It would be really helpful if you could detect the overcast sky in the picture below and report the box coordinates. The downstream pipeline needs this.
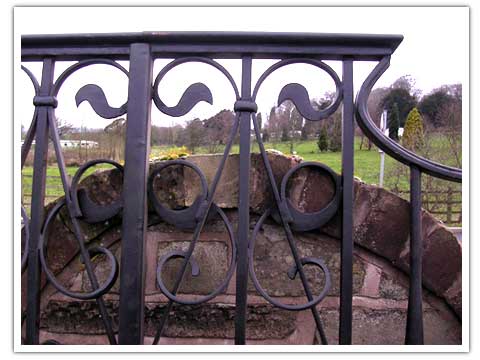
[15,7,468,130]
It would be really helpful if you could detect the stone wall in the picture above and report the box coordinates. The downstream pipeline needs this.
[22,153,462,345]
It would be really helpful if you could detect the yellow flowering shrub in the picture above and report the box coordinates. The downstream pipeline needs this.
[149,146,190,162]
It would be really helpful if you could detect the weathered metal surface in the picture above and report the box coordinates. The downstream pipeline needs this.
[20,31,461,346]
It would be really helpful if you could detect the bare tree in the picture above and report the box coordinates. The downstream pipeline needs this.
[279,101,303,154]
[55,117,74,138]
[184,118,205,154]
[266,106,281,145]
[104,117,126,161]
[360,87,389,150]
[392,74,422,99]
[203,110,234,153]
[438,101,462,168]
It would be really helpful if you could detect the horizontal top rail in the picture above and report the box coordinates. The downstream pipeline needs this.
[21,31,403,61]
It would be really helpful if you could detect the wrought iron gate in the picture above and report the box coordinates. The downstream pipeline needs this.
[20,32,462,345]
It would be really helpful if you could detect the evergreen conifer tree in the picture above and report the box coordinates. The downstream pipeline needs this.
[402,107,425,150]
[388,103,400,141]
[317,126,328,152]
[328,117,342,152]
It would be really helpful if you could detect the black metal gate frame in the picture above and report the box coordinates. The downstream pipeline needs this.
[20,32,462,346]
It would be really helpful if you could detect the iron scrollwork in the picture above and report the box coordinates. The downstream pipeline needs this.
[147,57,344,345]
[149,57,240,344]
[20,66,40,269]
[148,160,237,307]
[21,59,129,345]
[21,55,345,345]
[354,55,462,344]
[245,58,344,344]
[20,206,30,273]
[20,31,462,346]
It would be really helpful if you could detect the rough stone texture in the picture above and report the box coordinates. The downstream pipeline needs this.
[416,214,462,317]
[320,181,462,318]
[186,153,302,212]
[80,167,123,206]
[285,166,336,213]
[153,154,461,318]
[379,272,408,300]
[143,223,235,296]
[250,152,303,213]
[251,223,365,296]
[41,299,296,340]
[156,241,229,295]
[185,154,240,208]
[145,303,296,340]
[149,162,187,210]
[76,217,366,298]
[35,153,461,319]
[318,307,461,345]
[444,273,462,319]
[21,201,121,314]
[81,243,122,294]
[40,299,119,335]
[42,202,80,276]
[28,153,462,345]
[36,211,461,345]
[62,167,123,240]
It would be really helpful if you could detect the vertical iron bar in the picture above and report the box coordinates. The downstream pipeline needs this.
[21,109,38,169]
[339,58,354,345]
[235,56,252,345]
[25,58,55,345]
[405,165,424,344]
[118,43,153,345]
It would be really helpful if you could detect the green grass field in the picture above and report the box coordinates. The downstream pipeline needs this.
[150,137,408,188]
[21,163,112,204]
[23,138,395,202]
[22,135,462,225]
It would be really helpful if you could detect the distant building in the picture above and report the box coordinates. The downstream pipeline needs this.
[21,140,99,148]
[383,127,404,138]
[60,140,99,148]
